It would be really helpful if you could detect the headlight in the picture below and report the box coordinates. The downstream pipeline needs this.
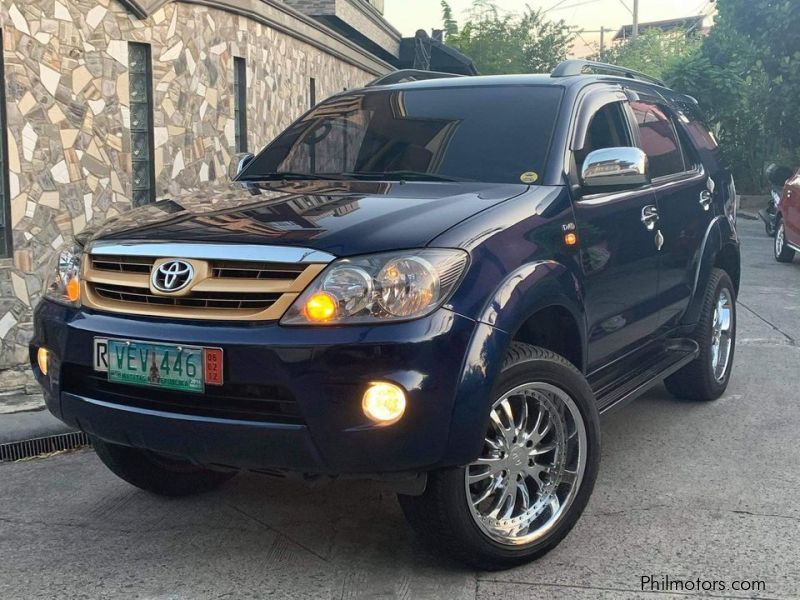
[281,249,469,325]
[44,242,83,306]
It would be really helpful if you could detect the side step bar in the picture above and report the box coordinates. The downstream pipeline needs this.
[592,339,700,414]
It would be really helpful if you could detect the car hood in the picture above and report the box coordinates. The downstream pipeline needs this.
[85,180,532,256]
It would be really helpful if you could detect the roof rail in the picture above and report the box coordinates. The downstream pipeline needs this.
[551,60,666,87]
[367,69,464,87]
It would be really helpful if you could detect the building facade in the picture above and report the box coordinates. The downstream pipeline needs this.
[0,0,431,369]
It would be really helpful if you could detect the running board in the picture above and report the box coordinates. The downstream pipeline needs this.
[591,339,700,414]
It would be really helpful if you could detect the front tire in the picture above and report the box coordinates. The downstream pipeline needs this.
[665,268,736,401]
[93,438,236,497]
[775,220,796,263]
[398,344,600,570]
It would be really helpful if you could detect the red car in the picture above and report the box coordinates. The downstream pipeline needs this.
[775,168,800,262]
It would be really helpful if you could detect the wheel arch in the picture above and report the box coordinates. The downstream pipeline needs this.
[440,260,588,466]
[683,216,740,326]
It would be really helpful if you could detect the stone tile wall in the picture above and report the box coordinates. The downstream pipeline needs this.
[0,0,388,368]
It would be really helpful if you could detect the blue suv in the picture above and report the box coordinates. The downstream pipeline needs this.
[31,61,740,569]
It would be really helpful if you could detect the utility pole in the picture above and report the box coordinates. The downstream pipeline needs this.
[632,0,639,38]
[599,26,605,61]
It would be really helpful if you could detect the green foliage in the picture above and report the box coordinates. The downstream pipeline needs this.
[440,1,574,75]
[599,29,702,82]
[602,0,800,192]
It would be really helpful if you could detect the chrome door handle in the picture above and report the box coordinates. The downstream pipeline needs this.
[700,190,713,211]
[641,205,659,231]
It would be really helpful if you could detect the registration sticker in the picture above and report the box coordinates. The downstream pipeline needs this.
[520,171,539,184]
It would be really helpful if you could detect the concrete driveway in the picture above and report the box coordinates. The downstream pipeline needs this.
[1,218,798,599]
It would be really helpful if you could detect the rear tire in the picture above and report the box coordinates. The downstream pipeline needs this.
[92,437,236,497]
[665,269,736,401]
[398,343,600,570]
[775,220,796,263]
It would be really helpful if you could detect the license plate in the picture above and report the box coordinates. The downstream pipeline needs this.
[94,338,223,393]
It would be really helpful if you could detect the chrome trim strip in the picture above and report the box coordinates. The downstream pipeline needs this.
[788,242,800,254]
[86,241,337,264]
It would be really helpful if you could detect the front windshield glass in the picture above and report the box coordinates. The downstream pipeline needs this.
[240,85,563,185]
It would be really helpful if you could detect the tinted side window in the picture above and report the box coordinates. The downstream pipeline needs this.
[631,101,687,179]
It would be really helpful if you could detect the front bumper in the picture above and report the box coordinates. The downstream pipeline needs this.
[31,300,482,475]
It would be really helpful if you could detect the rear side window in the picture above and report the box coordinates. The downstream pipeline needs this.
[631,101,687,179]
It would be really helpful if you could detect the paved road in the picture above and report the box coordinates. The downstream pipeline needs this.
[2,218,798,600]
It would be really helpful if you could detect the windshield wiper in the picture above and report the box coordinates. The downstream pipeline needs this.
[342,171,473,182]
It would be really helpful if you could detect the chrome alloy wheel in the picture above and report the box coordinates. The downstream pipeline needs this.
[776,223,786,256]
[711,288,734,382]
[465,382,587,546]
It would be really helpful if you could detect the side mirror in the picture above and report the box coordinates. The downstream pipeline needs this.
[231,152,255,180]
[581,147,650,191]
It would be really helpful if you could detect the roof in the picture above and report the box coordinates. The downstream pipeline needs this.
[613,15,705,41]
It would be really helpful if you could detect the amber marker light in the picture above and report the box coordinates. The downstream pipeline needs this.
[304,291,338,322]
[66,277,81,303]
[37,347,50,376]
[564,232,578,247]
[362,381,407,425]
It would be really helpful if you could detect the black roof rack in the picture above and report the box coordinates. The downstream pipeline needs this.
[367,69,464,87]
[551,60,666,87]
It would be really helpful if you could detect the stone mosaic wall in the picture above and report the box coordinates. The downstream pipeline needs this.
[0,0,386,368]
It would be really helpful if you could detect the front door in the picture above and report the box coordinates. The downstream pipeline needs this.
[571,100,663,371]
[628,99,715,328]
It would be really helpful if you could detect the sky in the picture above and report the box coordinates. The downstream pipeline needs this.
[383,0,716,57]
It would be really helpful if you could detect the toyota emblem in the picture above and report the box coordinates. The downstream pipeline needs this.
[152,260,194,293]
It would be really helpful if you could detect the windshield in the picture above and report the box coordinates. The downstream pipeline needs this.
[240,85,563,185]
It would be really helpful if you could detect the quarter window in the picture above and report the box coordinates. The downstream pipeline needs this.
[631,101,688,179]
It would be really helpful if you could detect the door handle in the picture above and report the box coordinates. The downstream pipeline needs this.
[699,190,713,211]
[641,205,659,231]
[700,178,715,211]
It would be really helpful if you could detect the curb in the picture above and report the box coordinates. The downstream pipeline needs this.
[0,409,76,445]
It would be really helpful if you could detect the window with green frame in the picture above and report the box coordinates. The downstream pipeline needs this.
[128,42,155,207]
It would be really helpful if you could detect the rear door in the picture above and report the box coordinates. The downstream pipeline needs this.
[570,94,662,371]
[628,97,715,330]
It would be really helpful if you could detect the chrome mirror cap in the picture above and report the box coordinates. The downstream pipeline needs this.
[231,152,255,180]
[581,147,650,190]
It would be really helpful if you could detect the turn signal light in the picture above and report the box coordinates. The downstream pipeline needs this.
[66,277,81,302]
[362,382,407,426]
[564,232,578,246]
[37,347,50,376]
[304,292,337,322]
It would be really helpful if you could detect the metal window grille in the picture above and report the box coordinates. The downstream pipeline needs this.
[0,29,12,257]
[128,42,156,207]
[234,57,248,153]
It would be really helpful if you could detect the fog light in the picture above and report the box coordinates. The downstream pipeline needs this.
[37,347,50,376]
[362,381,406,425]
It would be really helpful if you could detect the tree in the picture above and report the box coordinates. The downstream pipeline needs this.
[441,1,574,75]
[665,0,800,191]
[599,29,702,82]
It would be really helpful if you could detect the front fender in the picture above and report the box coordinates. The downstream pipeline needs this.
[440,260,587,466]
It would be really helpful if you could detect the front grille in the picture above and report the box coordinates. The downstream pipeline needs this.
[82,252,326,321]
[62,365,304,425]
[91,255,155,274]
[211,260,306,280]
[94,283,281,310]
